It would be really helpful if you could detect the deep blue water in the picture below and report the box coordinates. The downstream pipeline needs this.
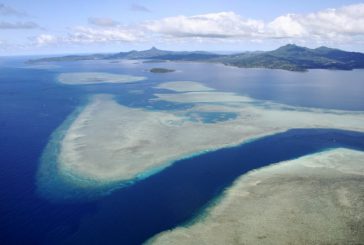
[0,58,364,244]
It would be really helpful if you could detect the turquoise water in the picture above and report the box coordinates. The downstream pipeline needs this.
[0,58,364,244]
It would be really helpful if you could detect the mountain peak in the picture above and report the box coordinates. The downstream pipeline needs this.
[278,44,304,50]
[284,43,298,47]
[272,44,308,54]
[316,46,330,49]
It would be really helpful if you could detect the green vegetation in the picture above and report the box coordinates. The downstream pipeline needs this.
[214,44,364,71]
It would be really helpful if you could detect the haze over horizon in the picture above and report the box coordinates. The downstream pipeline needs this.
[1,0,364,55]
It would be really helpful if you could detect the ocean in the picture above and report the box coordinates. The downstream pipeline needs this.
[0,58,363,244]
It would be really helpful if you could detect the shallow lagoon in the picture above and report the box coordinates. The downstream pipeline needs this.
[1,58,364,244]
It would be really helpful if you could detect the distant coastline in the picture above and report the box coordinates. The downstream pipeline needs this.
[28,44,364,72]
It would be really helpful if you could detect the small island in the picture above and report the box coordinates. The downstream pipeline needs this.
[149,68,175,73]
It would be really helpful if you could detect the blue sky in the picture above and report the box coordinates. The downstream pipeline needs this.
[1,0,363,55]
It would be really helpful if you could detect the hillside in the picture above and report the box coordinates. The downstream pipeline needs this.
[215,44,364,71]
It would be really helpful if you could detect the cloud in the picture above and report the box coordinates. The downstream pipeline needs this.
[145,3,364,43]
[267,3,364,40]
[0,39,11,51]
[267,15,307,38]
[0,21,38,29]
[29,3,364,50]
[35,26,143,46]
[130,3,150,12]
[67,26,142,43]
[88,17,118,27]
[146,12,264,39]
[0,3,37,30]
[35,34,58,46]
[0,39,30,52]
[0,3,27,17]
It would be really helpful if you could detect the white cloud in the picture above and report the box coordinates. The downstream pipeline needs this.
[67,26,141,43]
[146,12,264,38]
[0,3,27,17]
[304,4,364,37]
[35,34,57,46]
[88,17,118,27]
[35,26,143,47]
[0,21,38,29]
[145,3,364,44]
[130,3,150,12]
[26,3,364,51]
[0,3,37,30]
[267,15,307,38]
[267,3,364,40]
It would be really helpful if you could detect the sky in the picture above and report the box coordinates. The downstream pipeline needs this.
[0,0,364,55]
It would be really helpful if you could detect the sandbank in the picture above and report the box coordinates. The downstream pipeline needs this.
[58,72,146,85]
[155,81,215,92]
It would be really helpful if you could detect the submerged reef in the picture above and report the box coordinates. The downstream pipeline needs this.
[58,72,146,85]
[148,148,364,245]
[37,81,364,200]
[155,81,215,92]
